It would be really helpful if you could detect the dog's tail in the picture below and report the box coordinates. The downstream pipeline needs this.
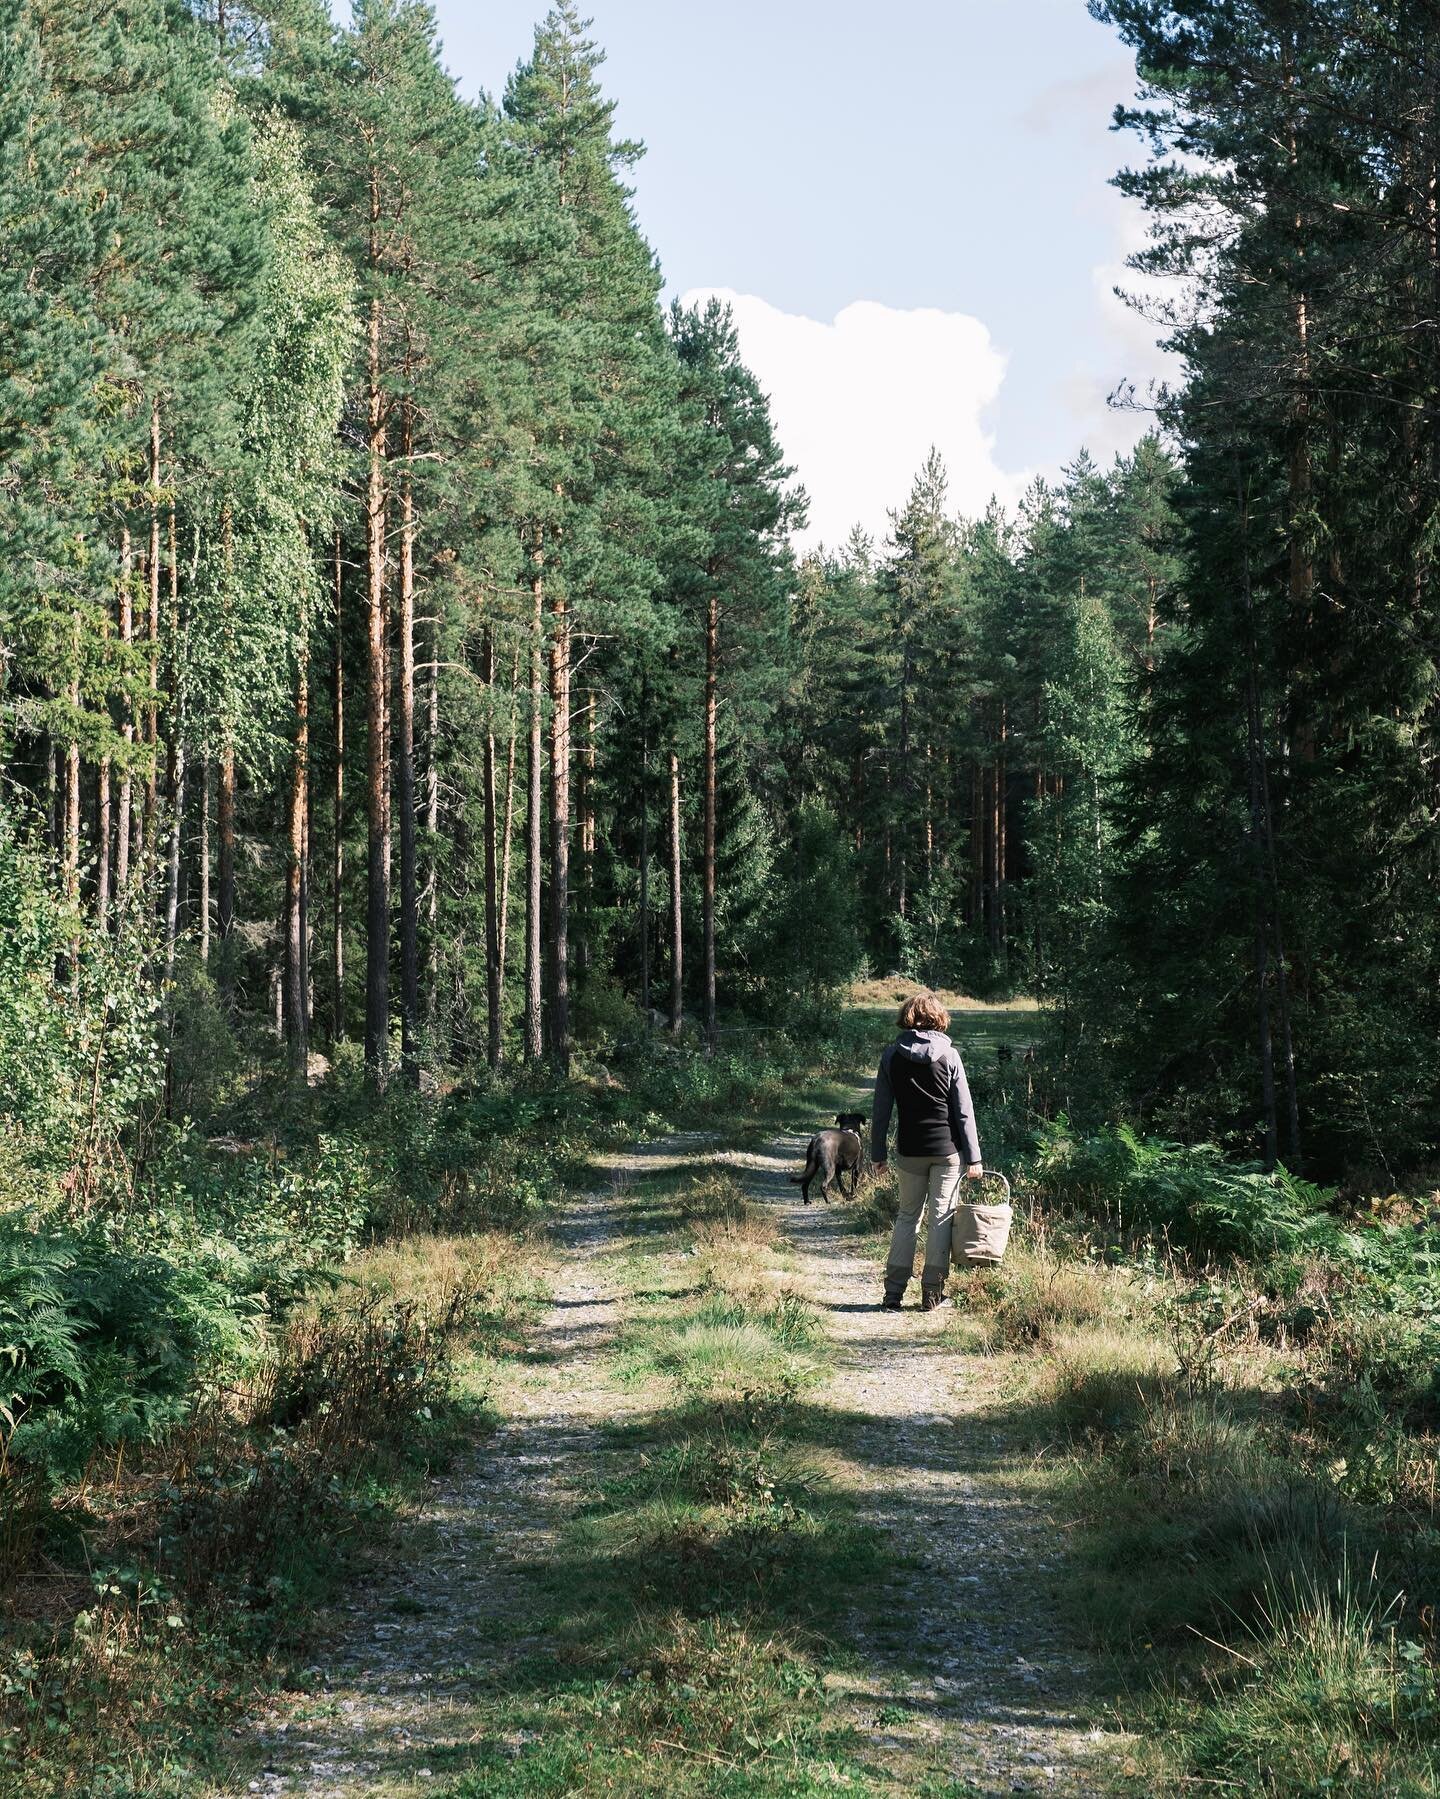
[789,1150,819,1184]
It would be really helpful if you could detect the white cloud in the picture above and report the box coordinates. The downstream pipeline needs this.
[680,288,1022,551]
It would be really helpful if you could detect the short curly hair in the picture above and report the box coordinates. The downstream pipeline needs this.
[897,990,950,1032]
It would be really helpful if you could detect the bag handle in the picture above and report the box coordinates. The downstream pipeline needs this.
[973,1168,1011,1204]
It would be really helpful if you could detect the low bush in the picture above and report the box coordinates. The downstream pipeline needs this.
[1034,1121,1337,1258]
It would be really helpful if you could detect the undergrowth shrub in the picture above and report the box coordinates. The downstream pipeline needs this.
[1034,1121,1338,1258]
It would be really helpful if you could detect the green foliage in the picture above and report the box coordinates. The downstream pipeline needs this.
[0,820,162,1205]
[0,1214,263,1490]
[760,799,865,1002]
[1033,1122,1336,1258]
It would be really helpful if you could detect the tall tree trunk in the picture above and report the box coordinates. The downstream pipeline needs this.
[996,703,1008,952]
[548,578,571,1073]
[498,647,520,991]
[1248,673,1280,1172]
[897,629,913,919]
[162,505,184,980]
[363,285,390,1080]
[218,745,236,943]
[702,585,718,1049]
[198,759,211,964]
[1284,39,1316,762]
[332,530,345,1041]
[143,400,162,879]
[285,633,310,1081]
[483,628,502,1069]
[115,525,133,905]
[523,544,544,1062]
[576,691,595,977]
[1236,462,1281,1167]
[969,759,983,928]
[1239,464,1302,1167]
[424,613,440,1026]
[397,402,419,1081]
[669,749,683,1034]
[639,677,650,1015]
[163,740,186,979]
[46,737,59,861]
[63,614,80,905]
[96,756,111,927]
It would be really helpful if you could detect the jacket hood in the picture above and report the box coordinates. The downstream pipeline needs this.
[893,1029,952,1063]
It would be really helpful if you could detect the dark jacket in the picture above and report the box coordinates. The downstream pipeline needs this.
[871,1029,981,1166]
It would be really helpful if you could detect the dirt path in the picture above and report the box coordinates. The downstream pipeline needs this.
[721,1126,1124,1794]
[224,1123,1123,1797]
[227,1166,652,1798]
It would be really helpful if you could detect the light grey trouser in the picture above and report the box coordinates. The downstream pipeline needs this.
[885,1154,963,1295]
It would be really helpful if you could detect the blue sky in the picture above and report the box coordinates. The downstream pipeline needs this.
[422,0,1171,545]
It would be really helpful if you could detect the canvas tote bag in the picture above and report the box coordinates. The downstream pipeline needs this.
[954,1170,1013,1265]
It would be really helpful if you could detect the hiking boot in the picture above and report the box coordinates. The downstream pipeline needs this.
[920,1286,949,1312]
[881,1290,905,1311]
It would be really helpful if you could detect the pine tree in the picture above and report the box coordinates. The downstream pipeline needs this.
[299,0,477,1081]
[501,1,677,1073]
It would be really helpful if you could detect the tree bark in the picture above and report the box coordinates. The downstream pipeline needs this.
[285,633,310,1081]
[523,544,544,1062]
[702,585,718,1050]
[198,759,211,964]
[115,525,133,905]
[397,401,419,1081]
[498,647,520,989]
[483,627,502,1069]
[162,505,185,981]
[163,739,186,980]
[218,745,236,943]
[424,612,440,1025]
[639,677,650,1015]
[1284,39,1317,763]
[669,748,683,1034]
[1239,464,1302,1168]
[997,703,1008,952]
[363,283,390,1080]
[548,574,571,1074]
[332,530,345,1041]
[46,737,59,862]
[96,756,111,928]
[63,615,80,905]
[577,691,595,977]
[143,399,162,879]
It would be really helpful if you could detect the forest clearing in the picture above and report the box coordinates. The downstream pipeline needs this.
[4,0,1440,1794]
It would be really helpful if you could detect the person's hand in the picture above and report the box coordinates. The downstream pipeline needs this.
[964,1163,985,1181]
[873,1157,887,1172]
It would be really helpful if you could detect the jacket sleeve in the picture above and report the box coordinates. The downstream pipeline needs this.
[871,1048,894,1161]
[947,1053,982,1166]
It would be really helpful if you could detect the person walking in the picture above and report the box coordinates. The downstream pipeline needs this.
[870,990,983,1310]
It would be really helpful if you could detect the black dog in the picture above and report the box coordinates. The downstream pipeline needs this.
[791,1112,868,1205]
